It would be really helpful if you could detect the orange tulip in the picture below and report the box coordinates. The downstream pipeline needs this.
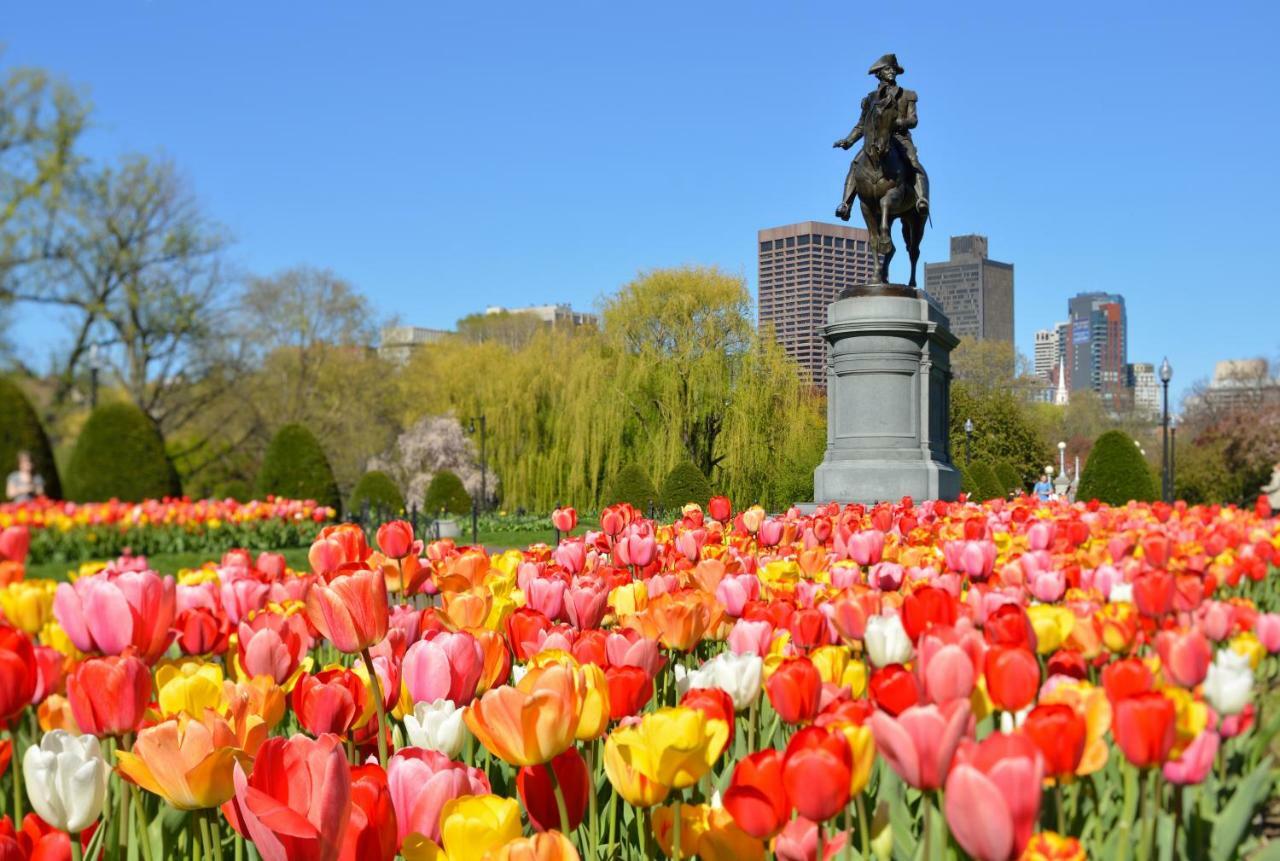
[647,592,712,651]
[304,567,388,654]
[493,831,581,861]
[465,663,580,766]
[116,713,254,809]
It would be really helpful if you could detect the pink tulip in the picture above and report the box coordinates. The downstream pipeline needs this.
[552,540,586,575]
[1163,730,1219,785]
[1254,613,1280,653]
[402,631,484,706]
[759,518,784,547]
[388,605,425,644]
[220,576,271,625]
[551,507,577,534]
[773,816,848,861]
[176,581,219,614]
[1026,521,1055,551]
[868,700,971,790]
[615,532,657,568]
[715,574,759,617]
[1155,629,1212,689]
[605,633,662,679]
[728,619,775,658]
[674,530,701,562]
[868,562,904,591]
[525,578,567,621]
[54,569,176,664]
[387,748,489,845]
[1028,569,1065,603]
[848,530,885,566]
[830,565,861,590]
[944,731,1044,861]
[915,625,983,705]
[565,581,609,630]
[257,552,287,579]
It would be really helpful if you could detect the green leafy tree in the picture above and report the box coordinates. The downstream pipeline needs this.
[950,383,1052,487]
[994,460,1023,496]
[424,470,472,516]
[0,376,62,499]
[350,470,406,515]
[456,310,544,350]
[604,464,658,510]
[65,403,181,502]
[659,461,713,511]
[256,423,341,512]
[1077,430,1156,504]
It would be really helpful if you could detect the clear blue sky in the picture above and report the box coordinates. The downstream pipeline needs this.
[6,1,1279,403]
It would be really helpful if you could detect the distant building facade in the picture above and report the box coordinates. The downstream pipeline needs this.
[757,221,877,387]
[923,235,1014,343]
[483,303,598,328]
[1192,359,1280,412]
[1128,362,1159,417]
[1066,292,1128,410]
[1033,325,1067,382]
[378,326,451,365]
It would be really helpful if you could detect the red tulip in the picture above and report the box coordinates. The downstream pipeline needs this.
[305,568,388,654]
[0,625,35,727]
[387,747,490,846]
[552,507,577,533]
[1154,629,1211,689]
[1133,572,1175,618]
[176,607,230,656]
[308,525,371,576]
[66,655,151,737]
[0,527,30,563]
[983,646,1040,712]
[344,763,397,861]
[292,669,370,737]
[376,521,415,560]
[983,604,1036,651]
[1045,649,1087,680]
[900,586,958,641]
[783,726,852,822]
[869,664,921,716]
[517,748,590,832]
[944,731,1044,861]
[223,734,352,861]
[1101,657,1154,704]
[30,645,66,704]
[1113,691,1176,768]
[708,496,732,522]
[766,657,822,725]
[723,749,791,839]
[1021,704,1086,779]
[507,608,554,661]
[606,666,652,720]
[868,700,970,790]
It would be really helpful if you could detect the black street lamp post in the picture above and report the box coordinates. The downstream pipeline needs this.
[1159,358,1173,503]
[88,343,101,409]
[963,418,973,467]
[467,415,487,545]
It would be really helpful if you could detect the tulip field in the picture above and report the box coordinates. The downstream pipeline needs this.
[1,495,1279,861]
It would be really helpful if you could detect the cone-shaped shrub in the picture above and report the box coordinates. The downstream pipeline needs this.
[0,376,61,499]
[969,462,1005,502]
[350,470,406,515]
[1077,430,1156,505]
[256,423,341,512]
[658,460,713,511]
[66,403,180,502]
[424,469,472,516]
[604,463,658,510]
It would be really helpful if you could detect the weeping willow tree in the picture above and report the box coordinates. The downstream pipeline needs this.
[399,266,826,511]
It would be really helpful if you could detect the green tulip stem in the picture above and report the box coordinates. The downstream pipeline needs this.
[856,794,871,861]
[69,833,83,861]
[199,809,215,861]
[1055,780,1065,835]
[606,787,618,859]
[921,793,933,861]
[10,725,23,823]
[585,743,599,857]
[815,822,824,861]
[360,648,389,768]
[118,733,134,859]
[132,782,154,861]
[547,761,573,836]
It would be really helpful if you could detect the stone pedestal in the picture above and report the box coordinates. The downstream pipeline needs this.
[812,285,961,504]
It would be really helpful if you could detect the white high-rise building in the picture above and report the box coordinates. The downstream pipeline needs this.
[1034,323,1069,382]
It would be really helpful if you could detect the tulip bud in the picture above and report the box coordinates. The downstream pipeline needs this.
[23,730,110,833]
[403,699,470,758]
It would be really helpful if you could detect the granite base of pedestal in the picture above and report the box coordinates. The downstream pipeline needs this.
[811,285,961,505]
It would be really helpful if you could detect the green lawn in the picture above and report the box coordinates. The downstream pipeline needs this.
[21,526,578,581]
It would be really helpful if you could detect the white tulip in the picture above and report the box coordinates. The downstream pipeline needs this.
[673,663,715,699]
[1108,582,1135,604]
[1202,649,1253,716]
[709,651,764,711]
[23,730,109,834]
[864,614,913,667]
[404,699,470,758]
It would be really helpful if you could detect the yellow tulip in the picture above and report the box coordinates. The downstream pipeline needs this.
[603,728,670,808]
[699,808,765,861]
[437,794,523,861]
[609,581,649,617]
[606,707,728,791]
[840,723,877,795]
[652,803,712,861]
[1026,605,1075,654]
[518,659,610,741]
[1230,632,1265,670]
[0,580,57,633]
[155,660,227,718]
[116,713,251,809]
[37,621,83,661]
[223,676,285,731]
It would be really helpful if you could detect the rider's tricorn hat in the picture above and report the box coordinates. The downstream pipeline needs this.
[868,53,904,75]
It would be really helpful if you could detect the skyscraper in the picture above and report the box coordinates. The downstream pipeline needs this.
[757,221,877,387]
[1127,362,1159,417]
[922,235,1014,343]
[1033,325,1067,381]
[1067,292,1128,409]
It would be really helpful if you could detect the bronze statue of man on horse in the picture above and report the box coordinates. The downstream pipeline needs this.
[833,53,930,287]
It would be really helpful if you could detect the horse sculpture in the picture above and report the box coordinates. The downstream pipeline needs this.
[834,95,927,288]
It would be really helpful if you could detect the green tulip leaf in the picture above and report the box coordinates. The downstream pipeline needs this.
[1211,755,1276,861]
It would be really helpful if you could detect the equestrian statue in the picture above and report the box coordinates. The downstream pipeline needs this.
[833,53,930,287]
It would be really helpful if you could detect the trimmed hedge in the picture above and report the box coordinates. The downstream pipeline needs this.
[968,462,1005,502]
[957,464,978,498]
[1077,430,1156,505]
[65,403,181,502]
[425,470,472,516]
[0,376,61,499]
[604,463,658,510]
[658,461,713,511]
[256,423,341,513]
[994,460,1023,496]
[350,470,406,515]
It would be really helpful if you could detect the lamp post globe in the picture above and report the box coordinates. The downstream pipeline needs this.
[963,418,973,466]
[1159,358,1173,503]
